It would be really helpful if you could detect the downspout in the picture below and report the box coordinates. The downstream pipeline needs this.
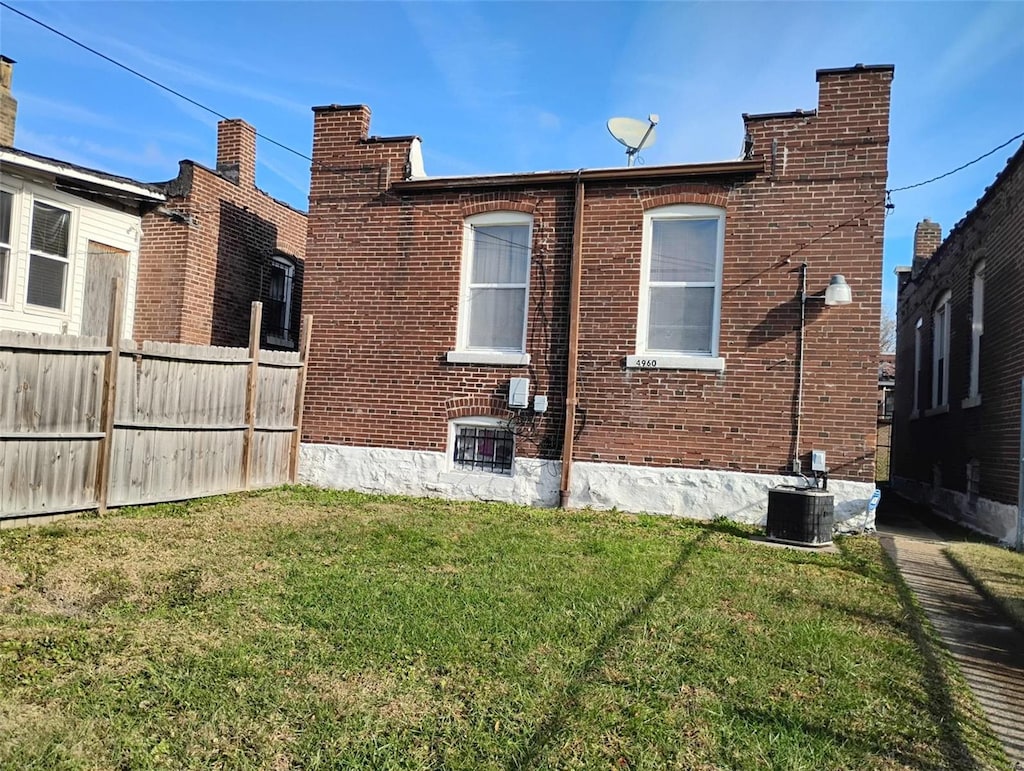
[793,261,808,474]
[560,174,585,507]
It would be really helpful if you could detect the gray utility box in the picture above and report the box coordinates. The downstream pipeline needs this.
[766,486,834,547]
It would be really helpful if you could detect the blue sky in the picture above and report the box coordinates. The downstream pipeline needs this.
[2,1,1023,313]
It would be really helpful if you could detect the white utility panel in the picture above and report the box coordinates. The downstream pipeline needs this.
[811,450,827,472]
[508,378,530,409]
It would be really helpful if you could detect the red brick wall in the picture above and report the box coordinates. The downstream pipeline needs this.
[303,66,892,484]
[136,120,307,348]
[893,144,1024,505]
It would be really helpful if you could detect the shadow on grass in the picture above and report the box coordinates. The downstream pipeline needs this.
[875,537,993,771]
[507,529,712,770]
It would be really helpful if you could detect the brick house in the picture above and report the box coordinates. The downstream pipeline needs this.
[1,56,165,339]
[300,64,893,530]
[891,143,1024,543]
[136,119,307,349]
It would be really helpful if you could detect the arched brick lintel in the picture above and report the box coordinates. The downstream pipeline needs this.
[444,395,513,421]
[640,185,729,211]
[461,195,538,217]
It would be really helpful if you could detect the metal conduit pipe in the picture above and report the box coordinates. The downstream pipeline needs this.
[559,174,585,508]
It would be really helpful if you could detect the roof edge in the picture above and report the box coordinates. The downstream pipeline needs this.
[743,109,817,122]
[815,63,895,81]
[0,145,165,201]
[392,159,763,192]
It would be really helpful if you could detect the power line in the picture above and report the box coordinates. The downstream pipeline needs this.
[887,131,1024,193]
[7,0,1020,259]
[0,1,313,163]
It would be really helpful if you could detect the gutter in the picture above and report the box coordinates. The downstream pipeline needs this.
[0,148,166,201]
[393,159,762,193]
[560,174,585,508]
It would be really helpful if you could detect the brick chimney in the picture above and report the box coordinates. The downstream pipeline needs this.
[913,218,942,275]
[216,119,257,189]
[0,55,17,146]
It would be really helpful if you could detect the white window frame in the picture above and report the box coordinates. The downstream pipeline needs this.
[447,211,533,366]
[912,317,923,417]
[448,416,515,476]
[266,254,295,346]
[25,197,74,313]
[964,261,984,407]
[627,204,726,371]
[930,290,951,411]
[0,187,14,306]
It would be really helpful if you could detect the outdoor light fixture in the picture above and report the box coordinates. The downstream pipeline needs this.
[823,274,852,306]
[792,262,853,476]
[803,271,853,306]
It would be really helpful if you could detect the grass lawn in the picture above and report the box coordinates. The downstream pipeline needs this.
[0,487,1009,770]
[945,541,1024,631]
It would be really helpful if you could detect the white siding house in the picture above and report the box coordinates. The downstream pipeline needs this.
[0,147,164,338]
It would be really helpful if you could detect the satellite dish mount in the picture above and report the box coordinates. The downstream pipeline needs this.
[607,114,659,167]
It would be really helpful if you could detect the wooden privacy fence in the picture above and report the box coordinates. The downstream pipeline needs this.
[0,299,311,521]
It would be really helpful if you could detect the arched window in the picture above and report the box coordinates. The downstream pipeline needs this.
[931,290,951,409]
[448,211,533,365]
[967,261,985,402]
[630,204,726,371]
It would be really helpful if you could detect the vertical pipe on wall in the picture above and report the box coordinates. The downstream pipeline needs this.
[793,262,808,474]
[559,176,585,507]
[1017,377,1023,552]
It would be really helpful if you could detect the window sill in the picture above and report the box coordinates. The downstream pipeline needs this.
[446,351,530,366]
[625,354,725,372]
[910,410,920,421]
[961,394,982,410]
[923,404,950,417]
[266,334,295,349]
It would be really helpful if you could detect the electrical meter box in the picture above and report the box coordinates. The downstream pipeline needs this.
[810,450,827,472]
[508,378,530,408]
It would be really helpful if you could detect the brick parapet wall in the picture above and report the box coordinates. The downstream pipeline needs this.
[303,67,892,483]
[892,144,1024,504]
[136,131,307,348]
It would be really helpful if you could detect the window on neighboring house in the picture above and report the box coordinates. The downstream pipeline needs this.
[0,190,11,303]
[266,254,295,343]
[450,211,532,364]
[631,204,725,370]
[932,291,951,409]
[968,261,985,401]
[913,317,923,415]
[27,200,71,310]
[451,417,514,475]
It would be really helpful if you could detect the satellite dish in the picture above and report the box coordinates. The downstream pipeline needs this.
[607,114,659,166]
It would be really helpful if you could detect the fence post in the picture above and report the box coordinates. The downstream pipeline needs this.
[95,277,123,515]
[242,302,263,490]
[289,314,313,483]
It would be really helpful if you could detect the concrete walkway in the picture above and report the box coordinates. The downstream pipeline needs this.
[876,499,1024,769]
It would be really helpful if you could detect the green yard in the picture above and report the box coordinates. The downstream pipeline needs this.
[946,540,1024,632]
[0,488,1008,770]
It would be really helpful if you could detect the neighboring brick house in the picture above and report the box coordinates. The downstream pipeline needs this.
[136,119,307,349]
[1,56,165,338]
[891,143,1024,543]
[300,64,893,530]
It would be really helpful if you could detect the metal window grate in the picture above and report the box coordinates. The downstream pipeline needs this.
[454,426,513,474]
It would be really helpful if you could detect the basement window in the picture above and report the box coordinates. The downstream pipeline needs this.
[451,417,514,475]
